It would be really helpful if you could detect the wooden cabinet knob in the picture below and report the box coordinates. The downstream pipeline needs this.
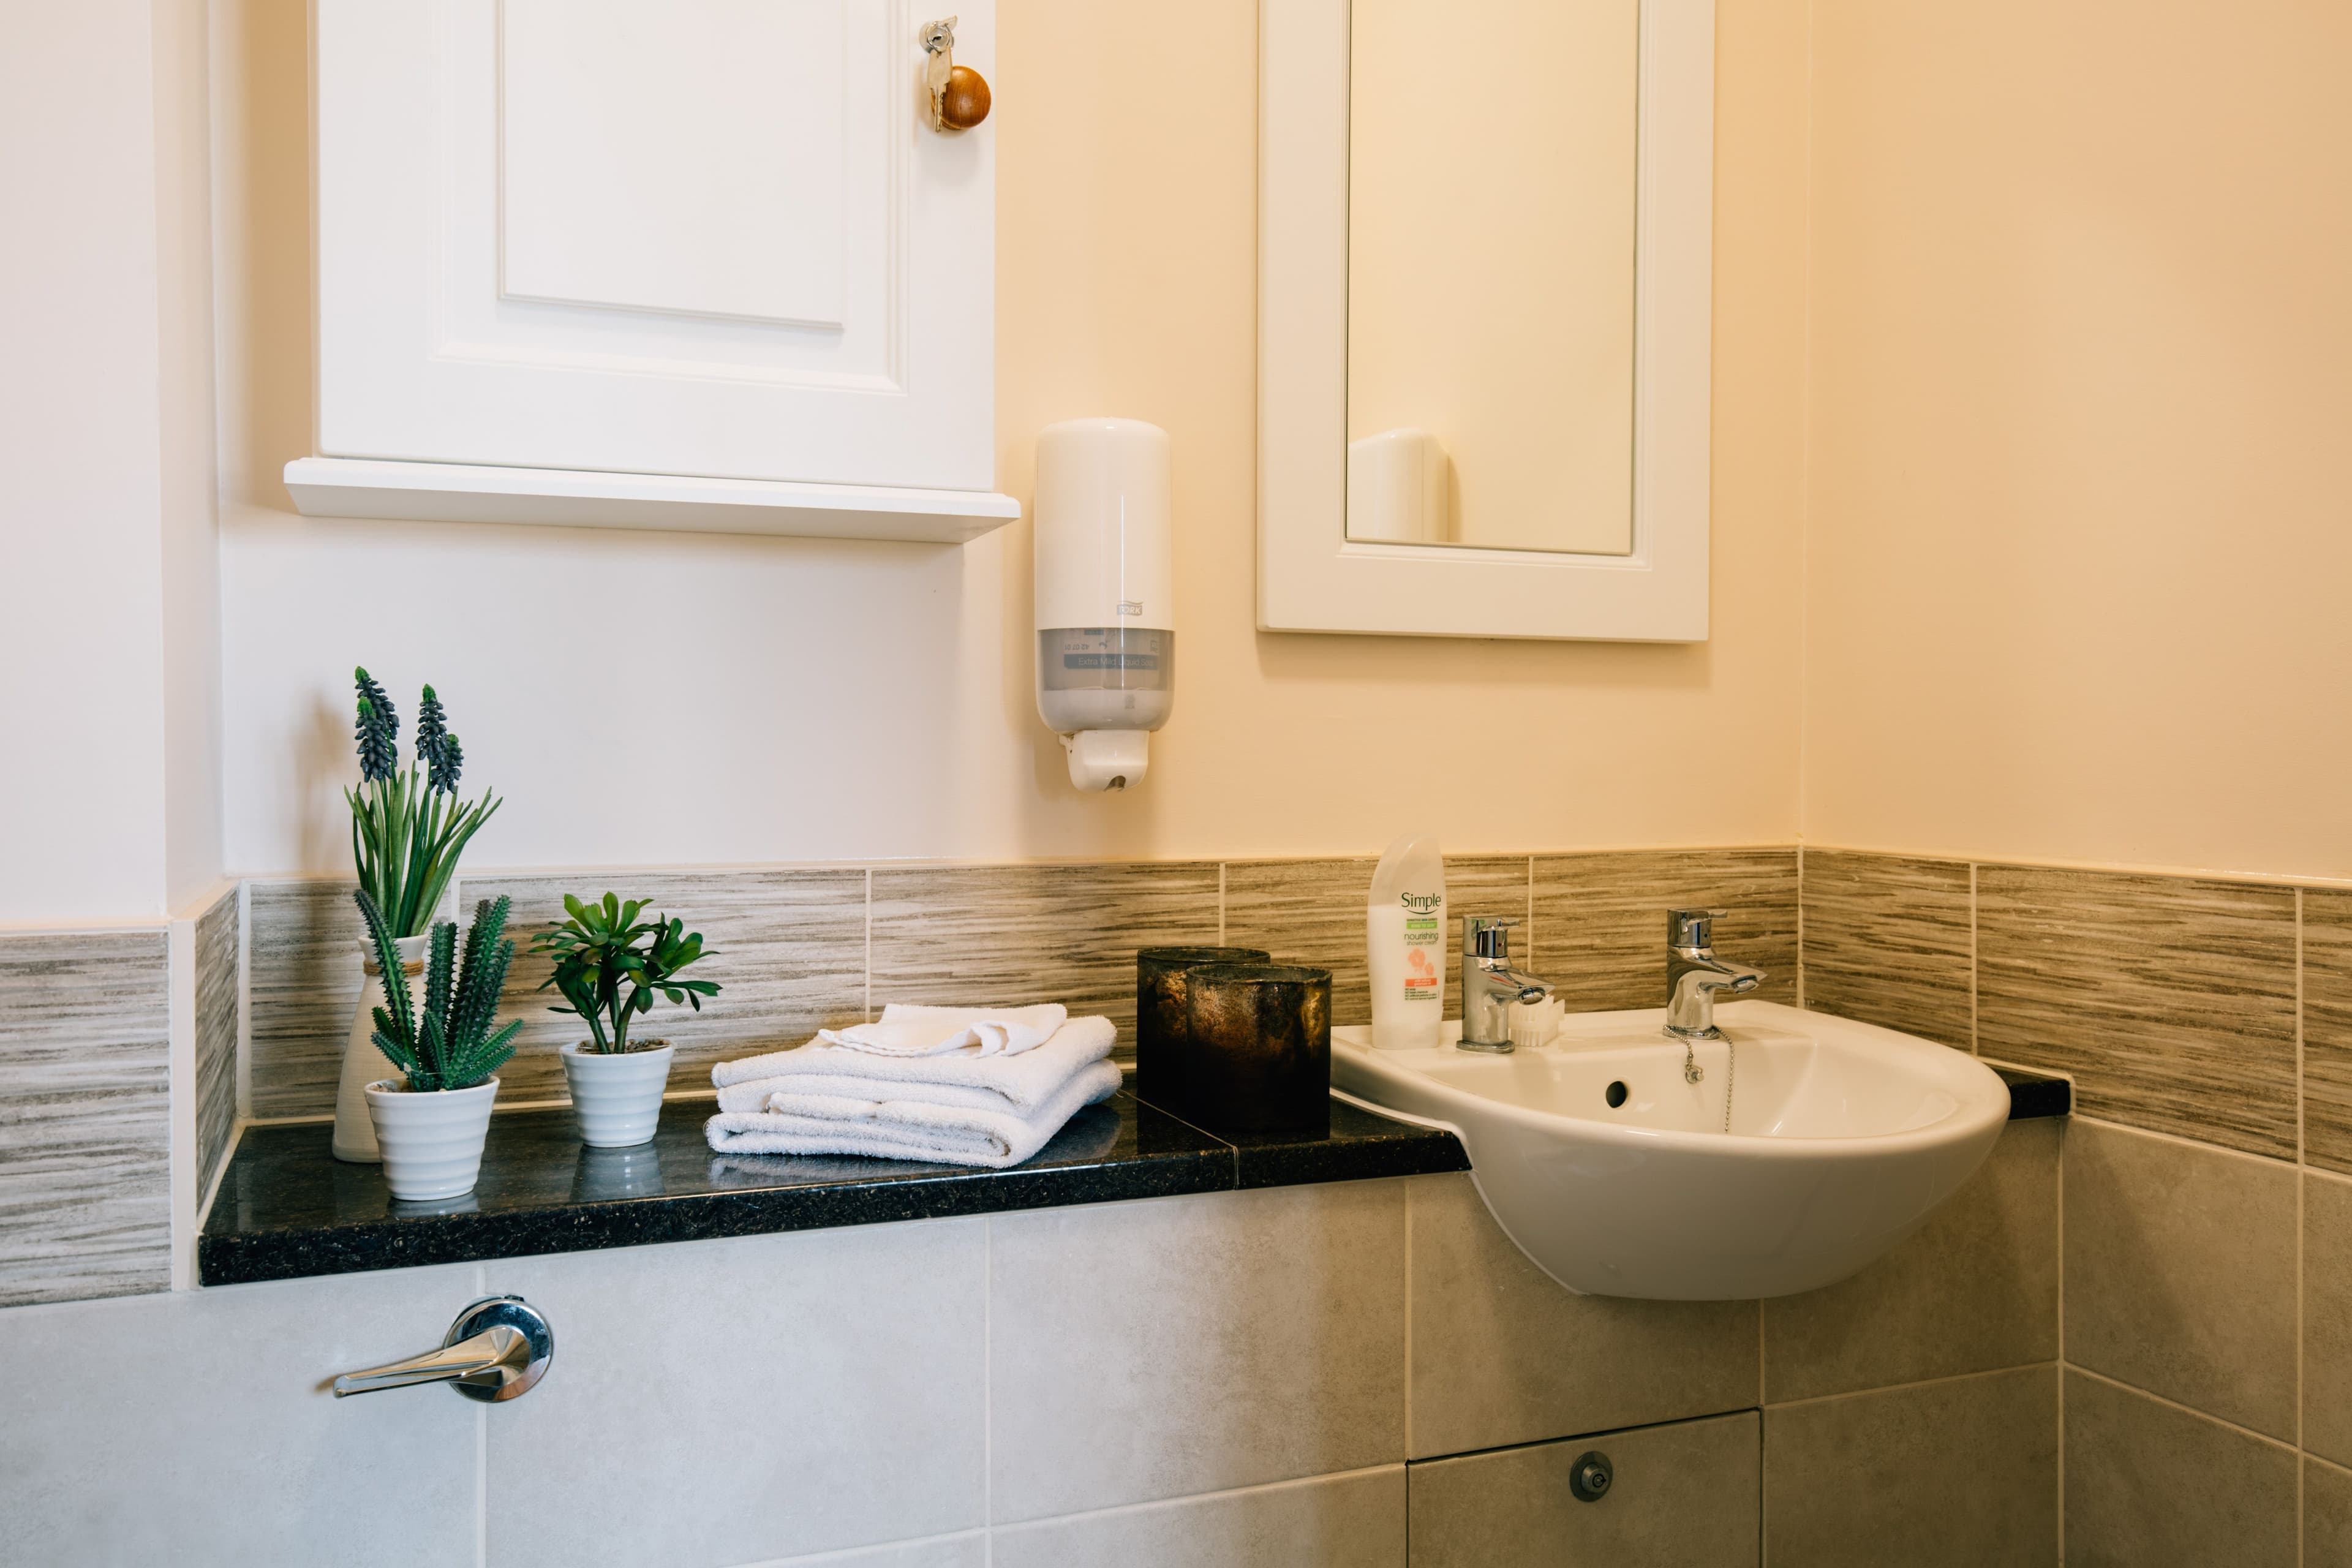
[940,64,990,130]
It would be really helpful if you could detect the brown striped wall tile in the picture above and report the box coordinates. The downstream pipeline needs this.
[1975,867,2297,1159]
[246,879,364,1120]
[467,869,869,1102]
[1223,859,1378,1027]
[1530,849,1800,1013]
[0,929,172,1306]
[870,862,1222,1055]
[193,886,241,1197]
[1799,851,1973,1049]
[2303,889,2352,1177]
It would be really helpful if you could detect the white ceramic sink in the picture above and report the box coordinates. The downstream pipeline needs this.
[1333,1000,2010,1300]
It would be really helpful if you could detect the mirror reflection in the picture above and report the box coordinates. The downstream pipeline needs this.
[1346,0,1640,554]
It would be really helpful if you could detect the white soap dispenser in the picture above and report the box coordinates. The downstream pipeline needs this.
[1367,833,1447,1050]
[1033,418,1174,791]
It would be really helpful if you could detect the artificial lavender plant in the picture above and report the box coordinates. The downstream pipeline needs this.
[345,668,502,937]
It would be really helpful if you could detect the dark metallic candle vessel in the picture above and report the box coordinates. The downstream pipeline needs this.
[1135,946,1272,1118]
[1182,962,1333,1137]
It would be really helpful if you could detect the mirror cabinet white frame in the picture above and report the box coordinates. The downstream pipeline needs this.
[1257,0,1716,641]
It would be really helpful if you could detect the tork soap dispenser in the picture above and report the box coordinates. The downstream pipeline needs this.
[1034,418,1174,791]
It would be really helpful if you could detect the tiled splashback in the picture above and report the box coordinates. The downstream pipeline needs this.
[243,848,1799,1117]
[1801,851,2339,1169]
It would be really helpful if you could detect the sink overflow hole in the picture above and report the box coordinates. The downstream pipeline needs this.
[1605,1080,1629,1109]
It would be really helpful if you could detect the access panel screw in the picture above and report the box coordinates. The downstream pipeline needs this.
[1570,1450,1613,1502]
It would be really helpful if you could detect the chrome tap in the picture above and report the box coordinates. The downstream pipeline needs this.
[1460,915,1551,1053]
[1664,908,1764,1041]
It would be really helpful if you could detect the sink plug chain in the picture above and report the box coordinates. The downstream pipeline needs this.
[1722,1035,1735,1133]
[1682,1040,1702,1085]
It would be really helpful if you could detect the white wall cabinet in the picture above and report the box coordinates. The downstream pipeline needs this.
[292,0,1016,544]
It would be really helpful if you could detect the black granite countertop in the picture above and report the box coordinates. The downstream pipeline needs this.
[197,1090,1469,1287]
[199,1063,2070,1287]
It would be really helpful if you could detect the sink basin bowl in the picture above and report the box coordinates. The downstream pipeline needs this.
[1332,1000,2010,1300]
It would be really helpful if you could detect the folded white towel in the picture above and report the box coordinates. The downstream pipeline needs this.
[704,1058,1122,1169]
[813,1002,1068,1058]
[712,1014,1117,1113]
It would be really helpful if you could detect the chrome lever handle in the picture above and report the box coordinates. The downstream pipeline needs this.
[333,1295,554,1403]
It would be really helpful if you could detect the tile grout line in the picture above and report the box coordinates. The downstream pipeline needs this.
[1760,1360,2056,1412]
[1794,845,1805,1012]
[1403,1177,1414,1462]
[2062,1362,2302,1455]
[2296,886,2306,1553]
[1218,861,1227,946]
[2055,1072,2067,1565]
[863,866,873,1025]
[1968,861,1980,1055]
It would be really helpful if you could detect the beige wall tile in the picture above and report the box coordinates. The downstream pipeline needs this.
[991,1468,1404,1568]
[487,1219,989,1567]
[2302,889,2352,1177]
[872,862,1219,1051]
[193,886,240,1199]
[2305,1172,2352,1469]
[1765,1366,2057,1568]
[1406,1172,1757,1459]
[1976,867,2297,1158]
[989,1183,1408,1521]
[468,867,867,1102]
[1764,1117,2057,1401]
[1530,849,1798,1012]
[1409,1412,1758,1568]
[1223,859,1376,1026]
[2307,1458,2352,1568]
[0,928,172,1306]
[2063,1370,2296,1568]
[246,878,363,1119]
[1798,850,1972,1047]
[2063,1119,2297,1439]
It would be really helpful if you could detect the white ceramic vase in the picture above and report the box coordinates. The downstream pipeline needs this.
[560,1041,676,1148]
[333,933,428,1163]
[364,1077,500,1200]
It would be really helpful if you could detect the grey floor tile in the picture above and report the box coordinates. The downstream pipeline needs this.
[1411,1412,1758,1568]
[2064,1118,2297,1439]
[991,1468,1404,1568]
[1765,1366,2056,1568]
[2063,1370,2295,1568]
[989,1183,1407,1521]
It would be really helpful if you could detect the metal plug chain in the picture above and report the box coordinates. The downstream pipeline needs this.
[1722,1035,1735,1133]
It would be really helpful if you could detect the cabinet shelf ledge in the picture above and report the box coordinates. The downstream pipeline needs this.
[283,456,1021,544]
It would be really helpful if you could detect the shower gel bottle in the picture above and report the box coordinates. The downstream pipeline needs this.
[1368,833,1446,1050]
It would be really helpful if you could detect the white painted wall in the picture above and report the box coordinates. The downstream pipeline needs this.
[0,0,221,924]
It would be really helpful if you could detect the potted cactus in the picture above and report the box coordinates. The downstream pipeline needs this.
[533,894,721,1148]
[356,890,522,1200]
[331,669,502,1163]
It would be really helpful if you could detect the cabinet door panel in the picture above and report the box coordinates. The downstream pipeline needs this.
[317,0,992,490]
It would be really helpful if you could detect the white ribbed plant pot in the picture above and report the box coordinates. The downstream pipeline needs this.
[364,1077,500,1200]
[333,934,428,1164]
[560,1042,675,1148]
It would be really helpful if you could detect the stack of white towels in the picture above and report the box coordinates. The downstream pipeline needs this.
[704,1003,1122,1169]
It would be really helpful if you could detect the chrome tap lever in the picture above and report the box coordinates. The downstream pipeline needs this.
[1664,907,1764,1042]
[333,1296,554,1403]
[1460,916,1553,1054]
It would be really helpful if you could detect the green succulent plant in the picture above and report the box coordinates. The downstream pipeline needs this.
[531,893,722,1055]
[345,668,502,938]
[356,888,522,1093]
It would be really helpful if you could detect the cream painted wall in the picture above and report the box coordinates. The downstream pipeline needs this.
[1,0,220,924]
[212,0,1809,877]
[1800,0,2352,880]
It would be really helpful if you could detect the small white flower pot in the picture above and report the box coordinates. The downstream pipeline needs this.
[560,1041,675,1148]
[364,1077,500,1201]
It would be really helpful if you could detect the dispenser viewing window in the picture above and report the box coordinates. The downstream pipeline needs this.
[1033,418,1174,791]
